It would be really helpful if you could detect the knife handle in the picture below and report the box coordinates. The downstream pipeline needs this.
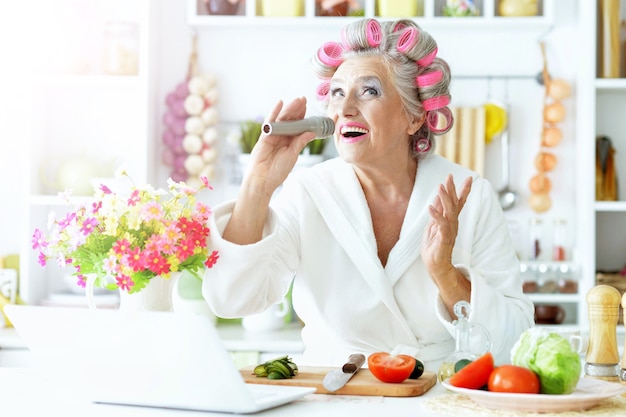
[342,353,366,373]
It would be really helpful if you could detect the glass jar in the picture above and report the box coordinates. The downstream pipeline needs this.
[528,218,544,261]
[437,301,491,382]
[103,21,139,75]
[552,218,568,261]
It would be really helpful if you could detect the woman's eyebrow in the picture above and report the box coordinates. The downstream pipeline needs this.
[330,75,382,86]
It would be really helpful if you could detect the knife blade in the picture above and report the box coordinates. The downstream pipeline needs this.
[322,353,366,392]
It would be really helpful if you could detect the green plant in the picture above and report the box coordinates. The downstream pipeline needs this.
[305,138,327,155]
[239,120,263,153]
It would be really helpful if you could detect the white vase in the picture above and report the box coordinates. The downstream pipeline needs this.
[118,274,178,312]
[85,273,177,312]
[171,270,218,322]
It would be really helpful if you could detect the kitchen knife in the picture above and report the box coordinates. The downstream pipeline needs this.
[322,353,366,392]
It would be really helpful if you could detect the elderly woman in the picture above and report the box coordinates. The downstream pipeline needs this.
[203,18,534,371]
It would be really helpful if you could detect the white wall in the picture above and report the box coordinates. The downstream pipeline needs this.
[0,3,34,257]
[1,1,579,263]
[153,1,579,261]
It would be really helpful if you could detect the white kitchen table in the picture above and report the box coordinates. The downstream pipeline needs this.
[0,366,450,417]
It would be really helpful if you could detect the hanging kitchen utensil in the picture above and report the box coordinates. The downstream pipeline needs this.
[496,103,518,210]
[484,102,507,144]
[487,78,518,210]
[483,78,508,144]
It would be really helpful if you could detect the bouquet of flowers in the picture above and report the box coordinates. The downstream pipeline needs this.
[31,169,219,294]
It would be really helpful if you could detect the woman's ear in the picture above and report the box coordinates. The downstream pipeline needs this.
[407,113,425,136]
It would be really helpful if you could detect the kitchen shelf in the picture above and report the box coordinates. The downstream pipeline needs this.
[528,294,580,303]
[595,201,626,212]
[595,78,626,91]
[187,0,554,29]
[28,195,91,206]
[36,75,143,89]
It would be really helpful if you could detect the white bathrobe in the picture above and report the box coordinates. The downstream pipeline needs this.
[203,155,534,371]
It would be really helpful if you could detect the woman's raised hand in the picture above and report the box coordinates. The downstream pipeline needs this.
[421,175,473,279]
[245,97,318,194]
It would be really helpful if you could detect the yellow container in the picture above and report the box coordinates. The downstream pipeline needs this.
[377,0,421,17]
[261,0,304,17]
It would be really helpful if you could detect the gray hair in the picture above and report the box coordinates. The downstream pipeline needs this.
[312,19,453,159]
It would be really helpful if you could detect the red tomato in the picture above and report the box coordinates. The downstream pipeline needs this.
[448,352,494,390]
[488,365,540,394]
[368,352,416,383]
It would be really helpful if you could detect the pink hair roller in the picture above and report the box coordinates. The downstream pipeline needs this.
[415,138,431,153]
[366,19,382,47]
[316,81,331,101]
[422,95,450,112]
[318,42,344,67]
[340,27,350,50]
[426,107,453,134]
[397,28,418,53]
[415,70,443,87]
[392,22,407,32]
[417,47,438,67]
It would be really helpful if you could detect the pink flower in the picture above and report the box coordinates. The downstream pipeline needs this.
[116,274,134,292]
[37,252,47,267]
[76,275,87,288]
[127,189,140,206]
[200,176,213,190]
[195,202,212,220]
[127,247,146,271]
[58,212,76,229]
[91,201,102,214]
[80,217,98,235]
[145,251,171,275]
[31,229,48,250]
[99,184,112,194]
[205,250,219,268]
[102,255,119,275]
[141,202,163,221]
[113,239,131,256]
[162,223,182,244]
[176,238,195,260]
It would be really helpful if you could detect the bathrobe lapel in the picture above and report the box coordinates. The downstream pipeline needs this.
[385,157,441,286]
[297,159,438,339]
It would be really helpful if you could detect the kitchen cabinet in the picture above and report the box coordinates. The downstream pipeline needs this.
[579,1,626,324]
[575,0,626,331]
[188,0,554,27]
[18,0,157,305]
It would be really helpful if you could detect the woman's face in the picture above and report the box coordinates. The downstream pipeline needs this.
[327,55,420,165]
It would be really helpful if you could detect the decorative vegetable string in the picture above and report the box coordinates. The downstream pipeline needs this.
[528,42,572,213]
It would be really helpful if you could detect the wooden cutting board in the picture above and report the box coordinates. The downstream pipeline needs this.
[240,366,437,397]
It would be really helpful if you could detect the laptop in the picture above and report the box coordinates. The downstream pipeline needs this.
[3,304,315,414]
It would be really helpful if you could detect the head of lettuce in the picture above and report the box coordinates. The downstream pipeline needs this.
[511,328,581,394]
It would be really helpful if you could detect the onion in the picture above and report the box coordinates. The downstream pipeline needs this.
[544,102,566,123]
[534,152,558,172]
[542,126,563,147]
[548,79,572,101]
[529,173,552,194]
[529,193,552,213]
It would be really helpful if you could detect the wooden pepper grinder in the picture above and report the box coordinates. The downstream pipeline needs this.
[585,285,621,381]
[621,292,626,384]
